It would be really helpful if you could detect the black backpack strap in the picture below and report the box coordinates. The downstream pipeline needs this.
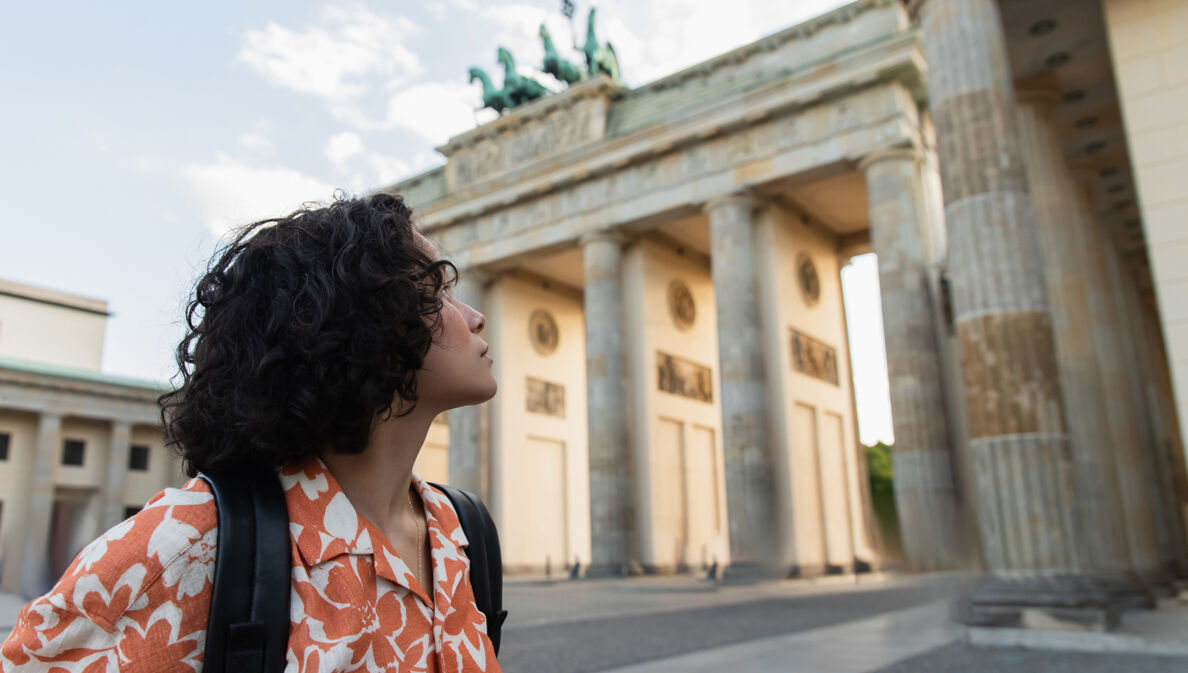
[200,465,291,673]
[429,483,508,655]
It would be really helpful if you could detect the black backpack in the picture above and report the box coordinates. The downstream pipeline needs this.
[199,465,508,673]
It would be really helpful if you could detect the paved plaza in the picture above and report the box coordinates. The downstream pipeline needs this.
[3,572,1188,671]
[498,573,1188,672]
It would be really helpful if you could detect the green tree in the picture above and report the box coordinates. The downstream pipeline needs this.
[865,441,902,560]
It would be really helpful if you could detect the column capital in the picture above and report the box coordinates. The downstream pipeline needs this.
[858,146,922,172]
[579,229,629,248]
[704,190,761,216]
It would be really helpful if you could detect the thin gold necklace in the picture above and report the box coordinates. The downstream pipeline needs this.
[408,486,427,588]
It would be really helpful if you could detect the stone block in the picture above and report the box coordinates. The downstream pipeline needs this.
[1127,125,1188,166]
[1165,45,1188,86]
[959,575,1128,632]
[1115,53,1165,98]
[1136,157,1188,206]
[1140,201,1188,245]
[1152,247,1188,288]
[1122,87,1188,134]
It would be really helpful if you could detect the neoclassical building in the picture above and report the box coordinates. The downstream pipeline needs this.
[0,279,180,598]
[382,0,1188,628]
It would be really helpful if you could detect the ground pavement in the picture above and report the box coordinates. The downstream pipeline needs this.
[500,572,1188,672]
[2,572,1186,671]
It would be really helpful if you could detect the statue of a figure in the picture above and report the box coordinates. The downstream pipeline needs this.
[496,46,549,106]
[582,8,621,83]
[467,6,625,114]
[540,24,586,85]
[468,67,511,114]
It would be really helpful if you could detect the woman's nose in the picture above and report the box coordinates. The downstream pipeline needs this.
[462,301,485,334]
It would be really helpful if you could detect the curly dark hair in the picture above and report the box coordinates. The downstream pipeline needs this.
[159,193,457,476]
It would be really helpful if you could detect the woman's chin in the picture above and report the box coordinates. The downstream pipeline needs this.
[478,378,498,402]
[451,381,498,409]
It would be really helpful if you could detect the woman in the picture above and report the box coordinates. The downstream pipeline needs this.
[0,194,501,672]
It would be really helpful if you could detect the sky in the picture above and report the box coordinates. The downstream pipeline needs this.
[0,0,893,445]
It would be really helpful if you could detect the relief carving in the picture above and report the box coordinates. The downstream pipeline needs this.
[797,252,821,306]
[657,351,713,403]
[450,104,595,187]
[790,328,839,385]
[667,280,696,331]
[529,309,560,355]
[526,377,566,417]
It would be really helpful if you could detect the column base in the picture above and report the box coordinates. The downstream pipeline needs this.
[958,575,1149,631]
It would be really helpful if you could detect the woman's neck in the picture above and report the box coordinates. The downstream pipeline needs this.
[319,404,439,533]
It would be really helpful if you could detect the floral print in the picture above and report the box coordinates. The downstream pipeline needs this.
[1,456,501,672]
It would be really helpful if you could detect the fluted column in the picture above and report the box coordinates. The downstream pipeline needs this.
[706,193,778,571]
[919,0,1104,622]
[1014,94,1150,585]
[1139,297,1188,575]
[582,232,635,574]
[1109,246,1188,575]
[21,413,59,597]
[102,421,132,530]
[860,148,962,570]
[448,269,490,497]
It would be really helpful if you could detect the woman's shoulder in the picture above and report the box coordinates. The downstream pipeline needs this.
[50,477,219,631]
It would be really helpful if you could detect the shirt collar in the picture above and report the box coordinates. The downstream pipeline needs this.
[278,456,470,575]
[280,455,373,567]
[415,474,470,551]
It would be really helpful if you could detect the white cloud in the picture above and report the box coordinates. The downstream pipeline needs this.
[238,131,274,156]
[239,5,422,99]
[322,131,414,193]
[330,80,482,145]
[181,154,336,238]
[324,131,365,170]
[383,81,481,146]
[364,153,413,186]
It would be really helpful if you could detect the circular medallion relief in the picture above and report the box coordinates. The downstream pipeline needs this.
[797,253,821,306]
[667,280,696,331]
[529,309,560,356]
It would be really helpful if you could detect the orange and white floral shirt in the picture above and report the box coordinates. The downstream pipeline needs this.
[0,456,501,672]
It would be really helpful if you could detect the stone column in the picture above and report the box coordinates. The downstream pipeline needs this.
[919,0,1110,624]
[859,148,962,570]
[582,232,635,575]
[706,193,779,572]
[1014,94,1152,585]
[449,269,490,497]
[21,413,59,598]
[1110,248,1188,575]
[102,421,132,530]
[1140,297,1188,574]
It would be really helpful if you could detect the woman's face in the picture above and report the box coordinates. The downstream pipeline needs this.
[415,239,497,412]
